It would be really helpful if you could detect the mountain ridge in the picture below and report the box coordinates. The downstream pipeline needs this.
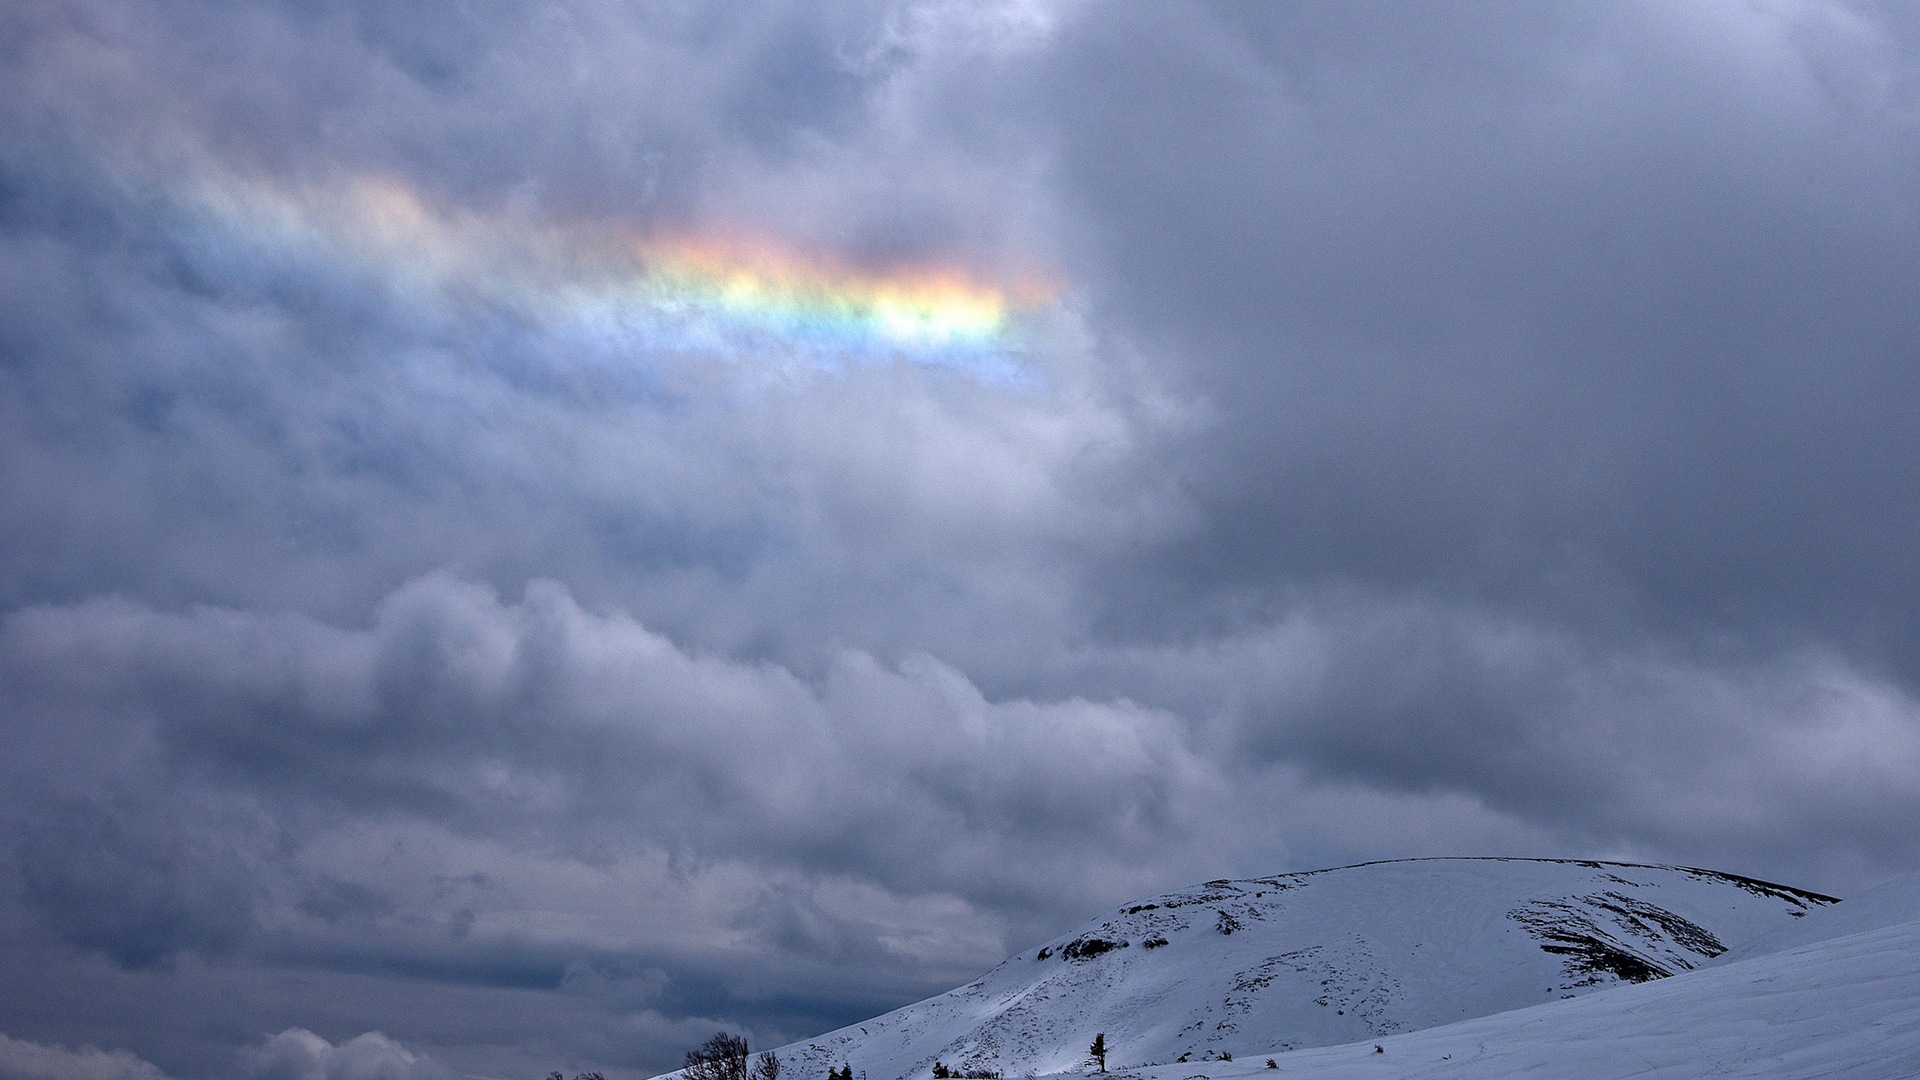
[747,857,1836,1080]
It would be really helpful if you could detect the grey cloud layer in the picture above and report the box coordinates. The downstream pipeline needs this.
[3,575,1205,892]
[0,1028,455,1080]
[7,575,1915,1075]
[1040,2,1920,663]
[0,576,1213,1074]
[4,1,1920,1077]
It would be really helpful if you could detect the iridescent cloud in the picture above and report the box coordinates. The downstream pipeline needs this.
[168,168,1056,378]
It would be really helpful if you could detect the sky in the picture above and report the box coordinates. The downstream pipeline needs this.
[3,1,1920,1078]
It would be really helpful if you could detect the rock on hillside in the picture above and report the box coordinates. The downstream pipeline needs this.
[771,858,1834,1080]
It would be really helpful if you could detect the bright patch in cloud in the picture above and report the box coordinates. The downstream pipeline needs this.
[166,168,1057,379]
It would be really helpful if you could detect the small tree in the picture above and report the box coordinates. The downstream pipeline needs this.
[685,1033,751,1080]
[1088,1034,1107,1074]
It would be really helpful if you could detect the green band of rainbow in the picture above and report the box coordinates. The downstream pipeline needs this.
[170,169,1055,373]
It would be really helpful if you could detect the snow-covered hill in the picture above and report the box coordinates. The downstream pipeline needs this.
[1116,869,1920,1079]
[768,858,1836,1080]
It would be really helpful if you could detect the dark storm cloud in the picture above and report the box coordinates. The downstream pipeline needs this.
[1005,0,1920,875]
[15,797,256,969]
[1041,0,1920,663]
[0,575,1208,1073]
[5,1,1920,1078]
[0,575,1205,893]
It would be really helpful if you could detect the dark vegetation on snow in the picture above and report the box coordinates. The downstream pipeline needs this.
[666,1033,783,1080]
[1063,936,1127,961]
[1592,892,1727,956]
[1676,867,1840,907]
[1509,900,1676,985]
[1273,858,1836,906]
[1533,935,1671,984]
[932,1063,1000,1079]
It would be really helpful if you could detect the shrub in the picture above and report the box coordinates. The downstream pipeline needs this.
[685,1034,750,1080]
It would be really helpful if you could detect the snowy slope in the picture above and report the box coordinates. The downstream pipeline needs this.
[1717,867,1920,962]
[1114,870,1920,1079]
[768,859,1834,1080]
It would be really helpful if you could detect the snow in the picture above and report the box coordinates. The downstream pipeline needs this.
[1125,895,1920,1079]
[1717,868,1920,961]
[750,859,1856,1080]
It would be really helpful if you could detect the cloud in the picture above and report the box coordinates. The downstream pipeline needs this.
[13,797,255,969]
[5,1,1920,1076]
[1034,0,1920,663]
[6,577,1919,1075]
[0,571,1216,1073]
[0,572,1212,906]
[8,573,1917,961]
[0,1034,170,1080]
[237,1030,455,1080]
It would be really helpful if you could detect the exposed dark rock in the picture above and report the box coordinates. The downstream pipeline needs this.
[1063,936,1126,961]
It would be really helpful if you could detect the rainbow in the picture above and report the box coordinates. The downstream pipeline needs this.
[167,168,1055,376]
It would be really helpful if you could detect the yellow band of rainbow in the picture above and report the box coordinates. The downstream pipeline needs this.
[168,169,1055,372]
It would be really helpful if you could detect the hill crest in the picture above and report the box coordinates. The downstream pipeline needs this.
[765,858,1834,1080]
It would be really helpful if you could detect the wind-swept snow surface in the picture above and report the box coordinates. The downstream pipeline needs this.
[765,859,1835,1079]
[1122,871,1920,1079]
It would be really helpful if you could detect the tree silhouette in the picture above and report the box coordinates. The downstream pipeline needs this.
[685,1033,751,1080]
